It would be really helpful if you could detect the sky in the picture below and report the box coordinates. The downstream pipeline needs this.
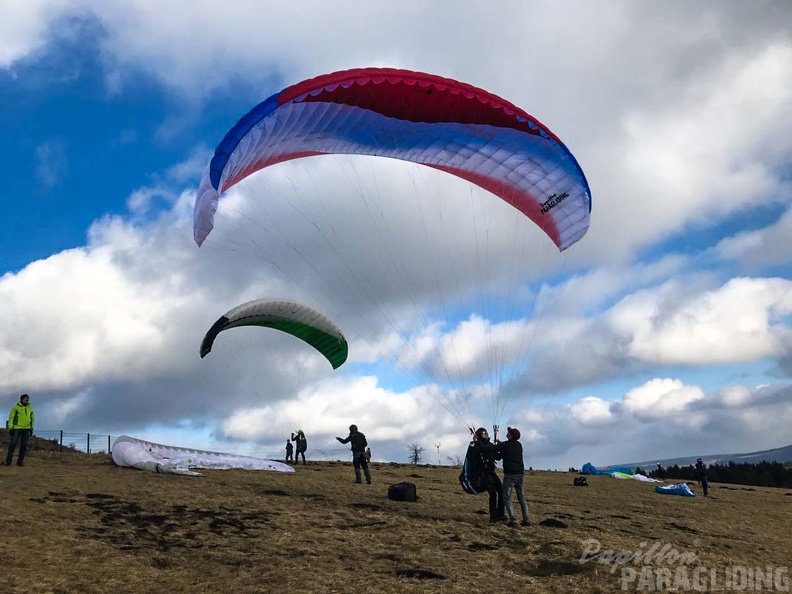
[1,0,791,470]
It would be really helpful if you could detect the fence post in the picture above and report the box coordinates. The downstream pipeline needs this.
[108,435,111,454]
[87,433,90,454]
[59,430,63,453]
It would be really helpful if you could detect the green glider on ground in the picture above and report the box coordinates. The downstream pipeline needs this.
[200,298,349,369]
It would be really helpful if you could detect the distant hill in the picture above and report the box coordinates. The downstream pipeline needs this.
[616,443,792,470]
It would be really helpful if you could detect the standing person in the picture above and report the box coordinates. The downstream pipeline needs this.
[5,394,34,467]
[694,458,709,496]
[364,447,372,464]
[291,430,307,465]
[468,427,505,524]
[336,424,371,484]
[285,439,294,462]
[495,427,530,529]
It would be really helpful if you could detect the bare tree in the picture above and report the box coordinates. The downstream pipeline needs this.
[446,454,464,466]
[407,443,425,465]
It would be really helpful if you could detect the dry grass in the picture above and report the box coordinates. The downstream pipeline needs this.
[0,449,790,593]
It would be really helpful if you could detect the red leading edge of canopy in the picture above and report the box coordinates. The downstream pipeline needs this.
[276,67,562,144]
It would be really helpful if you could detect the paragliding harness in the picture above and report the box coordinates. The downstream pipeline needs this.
[459,455,490,494]
[458,425,498,495]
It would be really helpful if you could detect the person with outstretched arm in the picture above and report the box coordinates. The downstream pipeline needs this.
[336,424,371,484]
[291,430,307,465]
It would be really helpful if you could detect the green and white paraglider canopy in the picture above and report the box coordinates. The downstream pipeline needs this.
[199,298,349,370]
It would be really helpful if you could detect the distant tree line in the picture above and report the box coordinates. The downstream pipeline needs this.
[644,461,792,489]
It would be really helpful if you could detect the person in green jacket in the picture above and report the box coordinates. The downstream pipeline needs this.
[5,394,34,466]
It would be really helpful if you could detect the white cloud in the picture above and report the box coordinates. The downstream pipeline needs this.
[48,388,92,425]
[219,374,467,462]
[0,242,168,390]
[586,43,792,259]
[509,380,792,469]
[624,277,792,365]
[712,385,753,408]
[504,271,792,396]
[713,205,792,269]
[569,396,613,425]
[622,378,704,419]
[222,375,437,440]
[0,0,73,68]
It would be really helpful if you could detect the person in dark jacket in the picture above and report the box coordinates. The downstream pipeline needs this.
[336,424,371,484]
[469,427,505,523]
[694,458,709,496]
[495,427,530,528]
[291,430,307,465]
[5,394,34,467]
[285,439,294,462]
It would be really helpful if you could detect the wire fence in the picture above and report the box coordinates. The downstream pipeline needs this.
[29,430,120,454]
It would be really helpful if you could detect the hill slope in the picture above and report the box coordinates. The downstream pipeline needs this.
[617,443,792,469]
[1,450,790,593]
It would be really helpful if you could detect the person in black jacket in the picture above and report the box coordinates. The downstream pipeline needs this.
[285,439,294,462]
[694,458,709,496]
[336,424,371,484]
[469,427,505,523]
[291,430,307,465]
[495,427,529,528]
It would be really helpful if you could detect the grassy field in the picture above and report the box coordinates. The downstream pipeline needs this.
[0,447,790,593]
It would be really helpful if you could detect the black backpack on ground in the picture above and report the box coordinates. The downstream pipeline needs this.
[574,476,588,486]
[388,481,417,502]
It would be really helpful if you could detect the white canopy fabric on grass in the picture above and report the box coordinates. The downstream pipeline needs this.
[111,435,294,476]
